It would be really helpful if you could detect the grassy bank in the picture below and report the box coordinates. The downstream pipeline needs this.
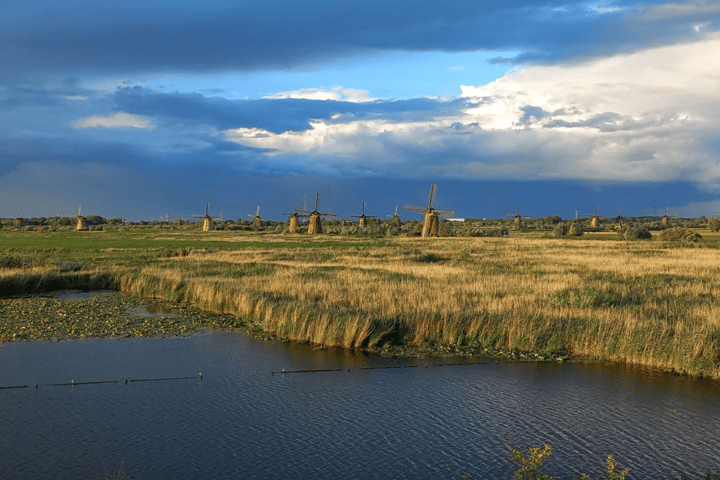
[2,229,720,378]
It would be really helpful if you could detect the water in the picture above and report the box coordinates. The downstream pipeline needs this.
[1,332,720,480]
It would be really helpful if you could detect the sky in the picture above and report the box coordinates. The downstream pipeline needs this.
[2,0,720,222]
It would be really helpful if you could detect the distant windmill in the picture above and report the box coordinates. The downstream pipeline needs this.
[13,208,25,231]
[247,205,263,231]
[404,183,455,237]
[350,203,378,228]
[387,205,402,228]
[659,207,677,228]
[584,206,606,229]
[298,192,336,234]
[506,205,531,230]
[192,203,221,231]
[613,206,624,230]
[173,212,187,227]
[75,204,88,231]
[282,199,308,233]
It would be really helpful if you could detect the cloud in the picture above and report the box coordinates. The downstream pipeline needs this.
[264,86,375,103]
[220,35,720,188]
[2,0,719,83]
[73,112,155,129]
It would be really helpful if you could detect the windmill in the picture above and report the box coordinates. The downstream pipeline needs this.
[13,208,25,231]
[173,212,187,228]
[297,192,336,234]
[659,207,677,228]
[404,183,455,237]
[247,205,263,231]
[282,199,308,233]
[350,203,378,228]
[584,206,607,229]
[75,204,88,231]
[387,205,402,228]
[192,203,221,231]
[506,205,531,230]
[613,206,624,230]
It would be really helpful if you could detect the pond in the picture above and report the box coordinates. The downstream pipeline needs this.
[1,331,720,480]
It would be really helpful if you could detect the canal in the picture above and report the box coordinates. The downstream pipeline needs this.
[2,331,720,479]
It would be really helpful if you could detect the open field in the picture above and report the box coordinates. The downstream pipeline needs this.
[2,228,720,378]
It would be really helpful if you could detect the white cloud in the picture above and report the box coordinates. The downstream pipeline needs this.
[224,35,720,188]
[641,0,720,21]
[596,6,622,14]
[73,112,155,129]
[264,86,375,103]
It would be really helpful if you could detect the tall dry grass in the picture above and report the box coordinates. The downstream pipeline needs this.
[115,235,720,378]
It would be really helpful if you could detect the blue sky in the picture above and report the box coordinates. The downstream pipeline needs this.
[2,0,720,221]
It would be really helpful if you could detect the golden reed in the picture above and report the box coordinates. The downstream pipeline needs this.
[115,234,720,378]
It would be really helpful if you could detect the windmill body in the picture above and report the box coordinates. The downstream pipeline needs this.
[350,203,378,228]
[296,193,336,235]
[387,205,402,228]
[248,205,263,231]
[613,206,624,230]
[13,211,25,231]
[506,205,531,230]
[192,203,221,231]
[584,207,606,229]
[404,184,454,237]
[282,199,308,233]
[659,208,677,227]
[75,204,88,231]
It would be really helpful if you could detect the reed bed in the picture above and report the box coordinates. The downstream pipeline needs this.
[111,234,720,378]
[2,230,720,377]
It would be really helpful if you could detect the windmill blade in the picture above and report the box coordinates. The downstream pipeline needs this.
[435,209,455,218]
[255,205,261,217]
[427,183,437,209]
[205,203,210,217]
[394,205,398,216]
[77,204,82,216]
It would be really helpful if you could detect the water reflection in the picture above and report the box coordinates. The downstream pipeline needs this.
[53,289,115,301]
[1,332,719,480]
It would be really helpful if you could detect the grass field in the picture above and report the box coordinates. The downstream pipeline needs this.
[2,227,720,378]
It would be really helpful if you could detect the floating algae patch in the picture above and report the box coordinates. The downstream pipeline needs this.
[0,292,242,343]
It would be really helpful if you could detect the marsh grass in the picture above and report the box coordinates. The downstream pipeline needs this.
[2,230,720,377]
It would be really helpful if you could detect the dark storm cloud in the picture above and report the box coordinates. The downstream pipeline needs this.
[111,87,468,133]
[1,0,717,81]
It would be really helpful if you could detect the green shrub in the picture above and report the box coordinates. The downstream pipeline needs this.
[568,222,583,236]
[617,224,651,240]
[658,227,703,242]
[708,218,720,232]
[552,223,569,237]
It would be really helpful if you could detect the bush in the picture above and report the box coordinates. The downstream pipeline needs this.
[552,223,569,237]
[708,218,720,232]
[551,222,583,237]
[658,227,703,242]
[617,224,651,240]
[568,222,583,236]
